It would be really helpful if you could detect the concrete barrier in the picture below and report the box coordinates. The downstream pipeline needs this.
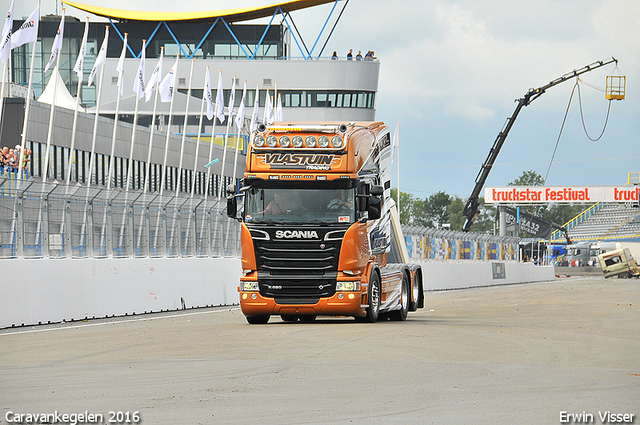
[0,257,241,328]
[1,258,555,328]
[418,261,555,291]
[554,266,602,277]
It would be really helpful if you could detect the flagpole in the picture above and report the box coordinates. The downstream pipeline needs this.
[175,59,194,197]
[65,16,89,185]
[231,80,246,191]
[17,0,40,184]
[86,26,109,188]
[191,67,208,197]
[217,75,236,200]
[397,131,400,215]
[125,39,146,192]
[106,34,128,191]
[42,12,66,184]
[203,70,221,201]
[159,55,179,197]
[250,84,259,134]
[143,46,163,193]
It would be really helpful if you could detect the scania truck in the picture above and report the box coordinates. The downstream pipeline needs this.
[227,121,423,324]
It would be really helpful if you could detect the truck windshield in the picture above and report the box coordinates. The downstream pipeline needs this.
[244,187,356,224]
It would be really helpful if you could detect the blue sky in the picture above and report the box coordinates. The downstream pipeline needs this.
[7,0,640,200]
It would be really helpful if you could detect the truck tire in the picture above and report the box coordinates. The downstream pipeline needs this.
[390,272,409,321]
[409,271,421,311]
[364,272,381,323]
[246,315,270,324]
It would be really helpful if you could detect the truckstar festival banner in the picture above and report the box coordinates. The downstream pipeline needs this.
[485,186,640,203]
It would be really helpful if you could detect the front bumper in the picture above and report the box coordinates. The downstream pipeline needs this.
[239,284,366,317]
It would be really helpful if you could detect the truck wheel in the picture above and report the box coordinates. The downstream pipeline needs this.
[365,273,381,323]
[246,315,270,324]
[390,273,409,321]
[409,272,421,311]
[281,315,298,322]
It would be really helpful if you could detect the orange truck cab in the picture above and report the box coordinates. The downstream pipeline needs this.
[227,122,423,324]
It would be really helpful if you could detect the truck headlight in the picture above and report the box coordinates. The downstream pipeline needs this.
[331,135,343,148]
[254,135,265,147]
[241,282,259,291]
[336,281,359,291]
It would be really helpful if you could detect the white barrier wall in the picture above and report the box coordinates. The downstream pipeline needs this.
[419,261,555,291]
[0,258,555,328]
[0,258,241,328]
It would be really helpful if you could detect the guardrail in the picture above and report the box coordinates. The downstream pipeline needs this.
[0,177,240,259]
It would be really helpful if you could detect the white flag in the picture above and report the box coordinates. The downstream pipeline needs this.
[0,0,14,63]
[158,55,178,103]
[88,26,108,87]
[265,90,275,125]
[10,5,38,50]
[44,11,64,73]
[391,121,399,163]
[132,42,146,100]
[276,93,283,122]
[145,48,163,102]
[235,80,246,129]
[204,66,214,120]
[250,84,259,132]
[72,18,89,83]
[227,76,236,121]
[115,34,128,96]
[215,71,225,124]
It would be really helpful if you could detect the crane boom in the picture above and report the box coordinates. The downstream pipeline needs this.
[462,57,618,232]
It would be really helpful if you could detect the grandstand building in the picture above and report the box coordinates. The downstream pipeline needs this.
[2,0,377,190]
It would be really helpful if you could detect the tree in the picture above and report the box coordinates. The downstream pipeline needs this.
[447,197,465,230]
[425,191,451,228]
[509,170,545,187]
[391,188,415,225]
[509,170,546,218]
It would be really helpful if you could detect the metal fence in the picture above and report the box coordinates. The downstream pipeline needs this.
[0,176,241,259]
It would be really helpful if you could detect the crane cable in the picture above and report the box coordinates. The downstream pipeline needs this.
[544,78,613,183]
[544,82,577,184]
[576,78,612,142]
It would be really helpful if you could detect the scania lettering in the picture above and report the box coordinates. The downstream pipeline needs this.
[275,230,319,239]
[227,122,424,324]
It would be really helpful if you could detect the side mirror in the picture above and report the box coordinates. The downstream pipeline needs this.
[367,185,383,220]
[227,196,237,218]
[370,185,384,196]
[226,184,237,219]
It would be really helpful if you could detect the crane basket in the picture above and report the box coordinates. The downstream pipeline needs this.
[606,68,626,100]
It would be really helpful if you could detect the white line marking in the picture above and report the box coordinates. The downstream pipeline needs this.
[0,307,241,336]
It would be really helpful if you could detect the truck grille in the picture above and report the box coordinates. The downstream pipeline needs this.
[254,237,342,301]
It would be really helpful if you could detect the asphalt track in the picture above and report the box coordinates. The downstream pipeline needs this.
[1,276,638,425]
